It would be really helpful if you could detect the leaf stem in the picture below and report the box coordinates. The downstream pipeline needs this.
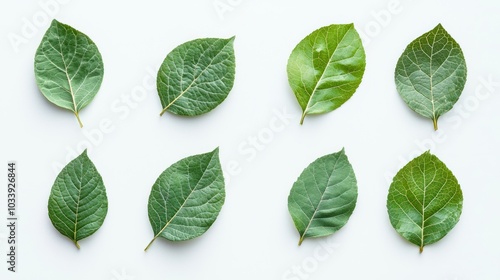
[298,236,304,246]
[144,237,157,252]
[74,112,83,128]
[419,245,423,254]
[300,113,306,125]
[74,240,80,249]
[433,118,438,131]
[159,107,168,117]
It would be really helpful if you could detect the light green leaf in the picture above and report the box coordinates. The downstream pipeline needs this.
[387,151,463,253]
[145,148,225,251]
[287,24,366,125]
[48,150,108,249]
[157,37,236,117]
[395,24,467,130]
[288,149,358,245]
[34,19,104,128]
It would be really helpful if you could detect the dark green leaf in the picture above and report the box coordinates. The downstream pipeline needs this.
[387,151,463,253]
[157,37,236,117]
[34,19,104,127]
[395,24,467,130]
[145,148,225,251]
[287,24,366,125]
[48,150,108,249]
[288,149,358,245]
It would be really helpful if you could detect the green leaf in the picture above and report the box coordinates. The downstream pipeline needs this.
[157,37,236,117]
[395,24,467,130]
[387,151,463,253]
[48,150,108,249]
[288,149,358,245]
[287,24,366,125]
[34,19,104,128]
[145,148,225,251]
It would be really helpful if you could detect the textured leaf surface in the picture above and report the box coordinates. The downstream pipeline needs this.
[145,148,225,250]
[395,24,467,130]
[287,24,366,124]
[34,19,104,127]
[157,37,236,117]
[387,151,463,253]
[48,150,108,248]
[288,149,358,245]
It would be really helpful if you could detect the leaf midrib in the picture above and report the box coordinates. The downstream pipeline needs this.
[54,24,84,127]
[56,25,78,114]
[73,169,83,247]
[71,159,91,249]
[420,160,427,252]
[299,155,342,244]
[302,26,352,118]
[429,30,438,126]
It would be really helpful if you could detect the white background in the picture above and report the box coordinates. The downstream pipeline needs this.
[1,0,499,279]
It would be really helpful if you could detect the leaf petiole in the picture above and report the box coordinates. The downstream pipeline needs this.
[74,240,80,249]
[300,112,306,125]
[144,237,157,252]
[74,112,83,128]
[433,118,438,131]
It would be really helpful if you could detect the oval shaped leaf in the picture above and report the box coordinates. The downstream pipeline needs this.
[34,19,104,128]
[48,150,108,249]
[288,149,358,245]
[287,24,366,125]
[387,151,463,253]
[395,24,467,130]
[157,37,236,117]
[145,148,225,251]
